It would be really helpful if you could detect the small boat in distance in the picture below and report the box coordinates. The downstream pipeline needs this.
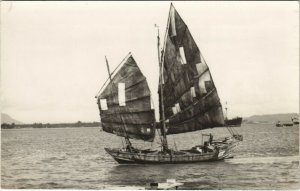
[275,121,293,127]
[95,3,243,164]
[291,117,299,125]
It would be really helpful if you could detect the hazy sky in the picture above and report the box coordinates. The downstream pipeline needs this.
[1,1,299,123]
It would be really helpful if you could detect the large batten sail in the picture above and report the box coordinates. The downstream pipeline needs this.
[159,5,224,135]
[99,3,242,164]
[97,55,156,141]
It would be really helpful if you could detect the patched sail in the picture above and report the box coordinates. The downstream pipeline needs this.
[159,4,224,135]
[97,55,156,141]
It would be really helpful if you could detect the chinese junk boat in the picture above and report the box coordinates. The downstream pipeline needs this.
[95,4,243,164]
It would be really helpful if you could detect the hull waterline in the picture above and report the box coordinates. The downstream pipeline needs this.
[104,138,239,164]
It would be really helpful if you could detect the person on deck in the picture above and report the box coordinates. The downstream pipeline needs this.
[203,141,208,153]
[126,145,131,152]
[209,133,213,145]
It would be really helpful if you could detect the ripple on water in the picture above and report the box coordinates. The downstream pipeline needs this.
[1,125,299,189]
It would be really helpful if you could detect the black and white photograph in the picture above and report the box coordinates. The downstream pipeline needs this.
[1,1,299,190]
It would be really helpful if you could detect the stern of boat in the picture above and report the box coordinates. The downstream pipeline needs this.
[215,137,241,159]
[104,148,136,164]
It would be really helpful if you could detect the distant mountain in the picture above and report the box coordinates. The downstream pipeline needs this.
[1,113,22,124]
[244,113,299,124]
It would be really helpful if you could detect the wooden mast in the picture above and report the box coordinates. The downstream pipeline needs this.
[225,101,228,120]
[155,24,169,152]
[105,56,112,81]
[105,56,132,150]
[156,4,174,152]
[158,4,174,152]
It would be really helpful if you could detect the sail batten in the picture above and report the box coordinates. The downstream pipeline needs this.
[104,95,152,106]
[101,112,155,125]
[97,55,156,141]
[100,75,146,99]
[101,83,151,105]
[102,109,155,115]
[167,88,219,121]
[100,99,152,115]
[159,5,224,135]
[102,122,155,141]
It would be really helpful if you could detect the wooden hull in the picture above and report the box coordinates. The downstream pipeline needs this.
[105,148,220,164]
[104,138,238,164]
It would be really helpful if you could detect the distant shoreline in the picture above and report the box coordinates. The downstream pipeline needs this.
[1,121,101,129]
[1,113,298,129]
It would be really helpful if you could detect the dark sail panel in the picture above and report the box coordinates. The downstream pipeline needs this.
[97,55,155,141]
[160,5,224,135]
[101,122,155,141]
[101,112,155,125]
[100,96,152,115]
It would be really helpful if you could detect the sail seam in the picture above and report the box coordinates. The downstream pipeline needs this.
[102,121,154,126]
[164,68,210,109]
[101,109,155,115]
[111,69,144,88]
[100,78,147,99]
[193,68,210,80]
[105,95,151,107]
[96,52,132,97]
[168,104,222,128]
[167,87,217,119]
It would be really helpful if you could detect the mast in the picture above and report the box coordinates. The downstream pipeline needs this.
[155,24,169,151]
[225,101,228,120]
[105,56,112,81]
[105,56,132,149]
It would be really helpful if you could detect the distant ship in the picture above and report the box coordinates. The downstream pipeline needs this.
[95,3,243,164]
[276,117,298,127]
[225,117,243,127]
[276,121,293,127]
[224,102,242,127]
[291,117,299,125]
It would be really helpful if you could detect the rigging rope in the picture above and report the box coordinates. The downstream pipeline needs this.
[121,137,125,148]
[151,94,164,147]
[173,136,178,151]
[231,127,238,135]
[95,52,132,98]
[100,55,132,148]
[226,126,234,136]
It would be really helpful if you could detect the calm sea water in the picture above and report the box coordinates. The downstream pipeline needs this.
[1,124,299,189]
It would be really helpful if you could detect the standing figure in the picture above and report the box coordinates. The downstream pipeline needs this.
[209,133,213,145]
